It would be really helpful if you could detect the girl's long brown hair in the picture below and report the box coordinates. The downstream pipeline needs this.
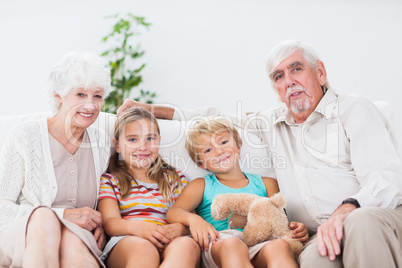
[108,107,182,201]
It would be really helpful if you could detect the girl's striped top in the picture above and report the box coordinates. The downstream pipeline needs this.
[99,171,187,225]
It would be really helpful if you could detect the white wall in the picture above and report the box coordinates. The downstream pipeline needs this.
[1,0,401,151]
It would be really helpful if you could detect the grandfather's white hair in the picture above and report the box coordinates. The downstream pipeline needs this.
[45,52,112,113]
[265,40,331,93]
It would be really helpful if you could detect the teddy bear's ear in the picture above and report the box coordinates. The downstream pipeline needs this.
[269,193,286,209]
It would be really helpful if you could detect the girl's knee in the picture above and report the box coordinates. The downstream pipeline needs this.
[174,236,198,246]
[172,236,200,258]
[171,236,199,252]
[162,237,201,268]
[134,237,159,252]
[120,236,159,257]
[109,237,160,267]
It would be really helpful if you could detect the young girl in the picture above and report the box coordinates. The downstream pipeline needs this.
[98,107,200,268]
[166,117,309,268]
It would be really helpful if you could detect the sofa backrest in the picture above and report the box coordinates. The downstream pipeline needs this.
[96,112,274,180]
[0,101,395,181]
[0,112,273,181]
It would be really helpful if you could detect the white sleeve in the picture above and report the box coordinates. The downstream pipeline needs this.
[172,106,223,121]
[0,129,35,231]
[171,106,269,130]
[344,100,402,208]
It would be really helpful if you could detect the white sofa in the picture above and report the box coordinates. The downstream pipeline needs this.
[0,101,396,182]
[0,111,274,181]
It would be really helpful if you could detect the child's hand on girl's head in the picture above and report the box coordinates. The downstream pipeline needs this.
[289,221,309,245]
[188,215,219,251]
[133,221,171,250]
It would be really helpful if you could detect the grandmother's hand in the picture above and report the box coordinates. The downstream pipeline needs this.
[93,225,107,250]
[63,207,102,231]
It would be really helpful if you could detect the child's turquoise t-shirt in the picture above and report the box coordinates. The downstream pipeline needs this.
[195,172,267,231]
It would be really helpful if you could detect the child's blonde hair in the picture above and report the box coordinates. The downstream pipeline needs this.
[185,117,242,166]
[108,107,182,201]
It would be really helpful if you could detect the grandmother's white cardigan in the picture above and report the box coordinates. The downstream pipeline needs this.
[0,118,110,232]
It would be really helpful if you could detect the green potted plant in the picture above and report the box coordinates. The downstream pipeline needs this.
[101,13,156,113]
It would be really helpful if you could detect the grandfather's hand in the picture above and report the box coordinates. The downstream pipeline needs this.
[316,204,357,260]
[116,99,150,116]
[63,207,102,231]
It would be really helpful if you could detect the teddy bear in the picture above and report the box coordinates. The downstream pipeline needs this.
[211,192,304,258]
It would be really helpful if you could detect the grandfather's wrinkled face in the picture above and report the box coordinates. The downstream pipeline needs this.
[57,87,104,130]
[271,50,326,123]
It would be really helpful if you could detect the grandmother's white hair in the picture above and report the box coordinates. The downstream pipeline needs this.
[45,52,112,113]
[265,40,331,93]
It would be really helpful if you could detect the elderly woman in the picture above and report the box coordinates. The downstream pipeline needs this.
[0,52,112,267]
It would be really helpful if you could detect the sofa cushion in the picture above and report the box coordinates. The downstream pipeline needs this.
[0,101,394,181]
[0,112,274,181]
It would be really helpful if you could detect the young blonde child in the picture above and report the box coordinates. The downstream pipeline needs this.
[166,117,308,268]
[98,107,200,268]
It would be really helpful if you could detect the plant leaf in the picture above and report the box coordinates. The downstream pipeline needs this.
[100,13,155,113]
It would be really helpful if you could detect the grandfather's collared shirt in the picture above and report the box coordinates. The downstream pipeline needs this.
[173,90,402,232]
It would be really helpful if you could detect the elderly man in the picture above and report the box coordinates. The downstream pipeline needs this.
[118,40,402,267]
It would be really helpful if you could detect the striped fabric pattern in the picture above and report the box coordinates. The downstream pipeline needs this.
[99,171,187,225]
